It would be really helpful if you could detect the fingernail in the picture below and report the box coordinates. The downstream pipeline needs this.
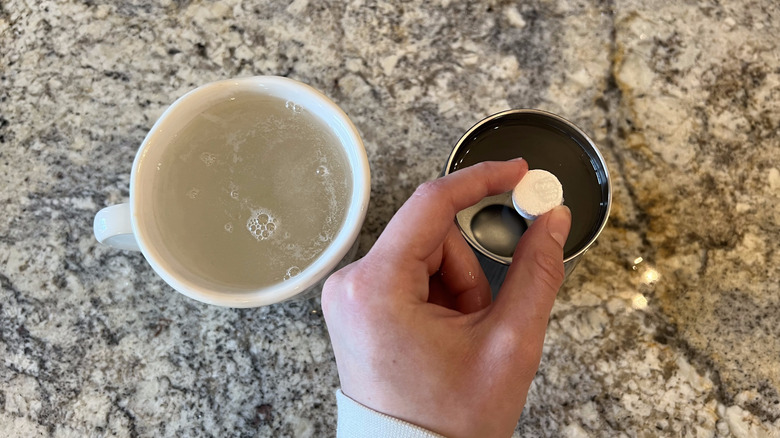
[547,205,571,248]
[509,157,524,162]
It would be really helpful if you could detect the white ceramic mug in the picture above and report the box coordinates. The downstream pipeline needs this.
[94,76,370,307]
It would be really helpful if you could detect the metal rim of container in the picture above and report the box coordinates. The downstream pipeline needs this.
[444,108,613,266]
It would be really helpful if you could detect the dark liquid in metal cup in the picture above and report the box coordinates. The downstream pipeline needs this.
[446,110,610,273]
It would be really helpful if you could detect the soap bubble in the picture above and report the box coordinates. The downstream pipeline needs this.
[246,208,277,241]
[228,182,240,200]
[285,100,302,114]
[283,266,301,281]
[200,152,217,166]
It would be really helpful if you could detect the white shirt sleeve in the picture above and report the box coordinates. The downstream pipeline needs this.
[336,389,446,438]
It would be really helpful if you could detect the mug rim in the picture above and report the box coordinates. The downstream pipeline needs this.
[444,108,612,265]
[129,76,370,307]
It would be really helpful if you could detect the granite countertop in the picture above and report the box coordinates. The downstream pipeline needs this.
[1,0,779,436]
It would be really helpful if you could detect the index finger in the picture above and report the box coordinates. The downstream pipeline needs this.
[374,159,528,262]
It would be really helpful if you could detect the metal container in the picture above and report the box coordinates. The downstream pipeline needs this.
[444,109,611,292]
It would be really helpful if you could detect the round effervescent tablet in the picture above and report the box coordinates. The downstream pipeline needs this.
[512,169,564,220]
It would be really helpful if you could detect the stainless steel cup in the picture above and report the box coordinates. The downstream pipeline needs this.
[444,109,611,292]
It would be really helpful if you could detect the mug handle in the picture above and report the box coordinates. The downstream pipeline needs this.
[93,203,141,251]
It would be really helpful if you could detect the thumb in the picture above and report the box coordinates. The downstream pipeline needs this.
[491,206,571,343]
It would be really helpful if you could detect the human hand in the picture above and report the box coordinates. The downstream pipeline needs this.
[322,159,572,438]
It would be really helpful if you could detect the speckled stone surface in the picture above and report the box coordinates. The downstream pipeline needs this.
[1,0,779,436]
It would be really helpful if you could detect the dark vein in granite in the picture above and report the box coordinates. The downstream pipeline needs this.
[601,13,653,251]
[593,0,779,425]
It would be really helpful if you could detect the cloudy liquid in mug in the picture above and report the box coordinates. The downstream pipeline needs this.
[152,93,352,290]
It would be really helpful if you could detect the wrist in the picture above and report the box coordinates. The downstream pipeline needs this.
[336,389,446,438]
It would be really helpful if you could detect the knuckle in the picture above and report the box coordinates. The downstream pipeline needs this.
[532,249,565,293]
[489,324,521,349]
[321,271,342,298]
[414,179,448,200]
[471,161,503,179]
[471,161,496,172]
[322,263,372,309]
[321,264,360,314]
[320,274,341,316]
